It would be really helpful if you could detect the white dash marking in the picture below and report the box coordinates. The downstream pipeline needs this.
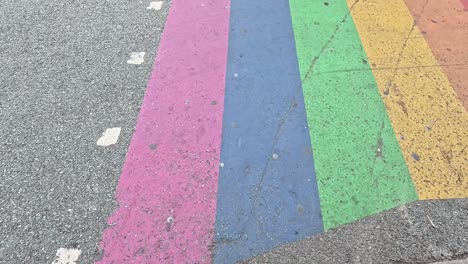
[127,52,146,65]
[52,248,81,264]
[97,127,121,146]
[147,1,163,10]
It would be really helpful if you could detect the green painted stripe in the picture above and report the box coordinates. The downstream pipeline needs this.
[289,0,418,229]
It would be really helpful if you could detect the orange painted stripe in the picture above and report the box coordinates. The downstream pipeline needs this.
[404,0,468,109]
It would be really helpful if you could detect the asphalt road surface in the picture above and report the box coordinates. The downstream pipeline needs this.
[0,1,169,262]
[245,200,468,264]
[2,1,468,264]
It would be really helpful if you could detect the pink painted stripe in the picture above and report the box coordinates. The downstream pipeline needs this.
[96,0,230,263]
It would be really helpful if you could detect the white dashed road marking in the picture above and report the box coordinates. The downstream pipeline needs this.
[51,248,81,264]
[147,1,163,10]
[97,127,121,146]
[126,52,146,65]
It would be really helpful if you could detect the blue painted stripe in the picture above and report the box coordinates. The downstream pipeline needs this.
[213,1,324,262]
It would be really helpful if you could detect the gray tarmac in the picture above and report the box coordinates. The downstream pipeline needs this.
[0,1,169,262]
[244,200,468,264]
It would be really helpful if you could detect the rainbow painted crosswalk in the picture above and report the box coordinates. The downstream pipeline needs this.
[96,0,468,263]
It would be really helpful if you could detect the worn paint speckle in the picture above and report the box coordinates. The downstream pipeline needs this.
[147,1,163,10]
[52,248,81,264]
[96,127,121,146]
[126,52,145,65]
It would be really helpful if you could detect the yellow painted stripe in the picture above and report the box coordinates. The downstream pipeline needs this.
[347,0,468,199]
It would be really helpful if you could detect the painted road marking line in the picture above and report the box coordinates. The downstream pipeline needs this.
[147,1,163,11]
[52,248,81,264]
[348,0,468,199]
[214,0,323,262]
[290,0,417,230]
[96,127,121,146]
[404,0,468,109]
[97,0,230,262]
[126,52,145,65]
